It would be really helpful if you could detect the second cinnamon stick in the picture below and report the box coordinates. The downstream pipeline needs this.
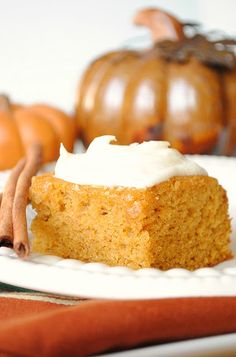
[0,158,26,247]
[13,144,42,258]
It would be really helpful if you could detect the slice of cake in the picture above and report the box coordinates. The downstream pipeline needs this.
[29,136,232,270]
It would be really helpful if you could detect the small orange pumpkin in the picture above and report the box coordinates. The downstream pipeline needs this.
[0,96,75,170]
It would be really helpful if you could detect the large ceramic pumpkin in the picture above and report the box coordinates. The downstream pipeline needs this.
[76,8,236,155]
[0,96,75,170]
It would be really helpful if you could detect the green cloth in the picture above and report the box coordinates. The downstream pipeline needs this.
[0,282,35,293]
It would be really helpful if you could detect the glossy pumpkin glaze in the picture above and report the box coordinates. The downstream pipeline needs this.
[0,98,75,170]
[76,8,236,155]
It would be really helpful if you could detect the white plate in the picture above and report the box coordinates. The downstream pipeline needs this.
[0,155,236,299]
[99,333,236,357]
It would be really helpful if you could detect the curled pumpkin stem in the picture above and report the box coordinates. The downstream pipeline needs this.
[134,8,185,42]
[0,94,11,112]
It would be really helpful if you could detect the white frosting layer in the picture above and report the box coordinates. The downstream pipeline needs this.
[54,135,207,188]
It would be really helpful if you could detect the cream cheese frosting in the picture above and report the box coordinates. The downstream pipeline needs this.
[54,135,207,188]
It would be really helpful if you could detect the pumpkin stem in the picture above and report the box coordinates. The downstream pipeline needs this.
[133,8,185,43]
[0,95,11,112]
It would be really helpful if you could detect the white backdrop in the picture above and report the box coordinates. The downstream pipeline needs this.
[0,0,235,112]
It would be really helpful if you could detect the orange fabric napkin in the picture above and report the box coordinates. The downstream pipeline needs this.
[0,296,236,356]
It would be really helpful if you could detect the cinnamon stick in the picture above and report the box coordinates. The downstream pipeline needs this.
[12,144,42,258]
[0,158,26,247]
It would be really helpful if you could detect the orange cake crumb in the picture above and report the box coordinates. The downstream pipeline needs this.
[29,174,232,270]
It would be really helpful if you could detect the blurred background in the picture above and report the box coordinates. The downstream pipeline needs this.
[1,0,235,111]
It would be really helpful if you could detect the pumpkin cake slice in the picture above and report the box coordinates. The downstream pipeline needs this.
[29,136,232,270]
